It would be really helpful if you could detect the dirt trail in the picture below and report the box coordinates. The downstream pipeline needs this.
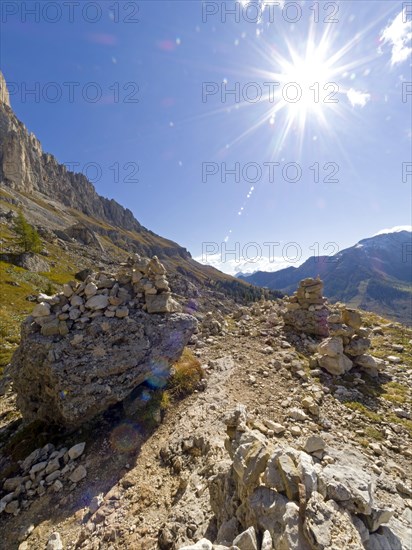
[1,305,411,549]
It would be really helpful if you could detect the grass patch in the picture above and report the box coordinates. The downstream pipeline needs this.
[388,414,412,436]
[381,381,409,404]
[364,426,384,441]
[167,348,204,398]
[357,437,369,448]
[344,401,382,422]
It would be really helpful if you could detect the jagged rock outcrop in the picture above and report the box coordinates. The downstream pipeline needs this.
[0,252,50,272]
[0,72,189,249]
[9,256,197,428]
[64,223,105,252]
[0,95,143,232]
[0,71,10,108]
[195,405,405,550]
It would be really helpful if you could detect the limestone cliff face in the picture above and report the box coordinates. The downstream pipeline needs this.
[0,71,180,242]
[0,71,10,107]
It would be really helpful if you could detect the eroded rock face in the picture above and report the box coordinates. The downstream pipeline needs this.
[10,310,196,428]
[0,71,10,107]
[204,406,401,550]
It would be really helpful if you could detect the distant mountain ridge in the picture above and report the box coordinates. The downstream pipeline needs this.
[239,231,412,325]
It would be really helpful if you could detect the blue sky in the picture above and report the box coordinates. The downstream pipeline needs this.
[1,0,411,274]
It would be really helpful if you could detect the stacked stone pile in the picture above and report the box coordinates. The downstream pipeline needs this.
[283,279,380,377]
[283,278,329,337]
[316,306,380,376]
[179,405,404,550]
[0,442,86,517]
[31,255,181,337]
[9,254,197,428]
[200,311,225,337]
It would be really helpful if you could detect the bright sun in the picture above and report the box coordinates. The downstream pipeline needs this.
[275,40,335,124]
[223,21,376,153]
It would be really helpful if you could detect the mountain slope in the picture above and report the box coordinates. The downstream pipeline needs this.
[0,71,269,303]
[239,231,412,325]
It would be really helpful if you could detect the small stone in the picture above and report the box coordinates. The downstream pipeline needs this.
[369,443,382,456]
[360,507,394,532]
[387,356,401,364]
[69,308,81,320]
[41,319,61,336]
[32,302,51,317]
[46,532,63,550]
[264,420,286,435]
[289,407,308,421]
[70,334,83,345]
[396,480,412,497]
[115,307,129,318]
[304,435,326,454]
[70,295,83,307]
[302,396,320,416]
[45,458,60,475]
[89,493,104,515]
[5,500,19,514]
[69,465,87,483]
[290,426,302,437]
[392,344,404,352]
[277,455,300,501]
[261,530,273,550]
[85,295,109,310]
[45,470,61,484]
[233,526,258,550]
[63,284,73,298]
[53,480,63,492]
[3,476,24,492]
[84,282,98,297]
[68,442,86,461]
[30,461,48,476]
[342,308,362,329]
[145,293,180,314]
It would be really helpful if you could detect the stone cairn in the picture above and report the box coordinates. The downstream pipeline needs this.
[316,306,379,377]
[283,278,379,377]
[31,255,180,337]
[283,277,329,337]
[10,254,196,428]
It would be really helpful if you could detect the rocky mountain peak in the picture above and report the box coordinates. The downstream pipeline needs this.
[0,71,10,108]
[0,71,152,237]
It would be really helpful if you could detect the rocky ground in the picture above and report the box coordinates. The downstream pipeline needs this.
[0,296,411,549]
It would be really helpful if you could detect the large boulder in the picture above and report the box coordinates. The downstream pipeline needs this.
[10,310,196,428]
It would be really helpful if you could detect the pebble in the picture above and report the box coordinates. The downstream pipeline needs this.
[46,532,63,550]
[69,465,87,483]
[304,435,325,454]
[68,442,86,461]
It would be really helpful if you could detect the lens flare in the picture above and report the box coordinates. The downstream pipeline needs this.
[110,421,142,453]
